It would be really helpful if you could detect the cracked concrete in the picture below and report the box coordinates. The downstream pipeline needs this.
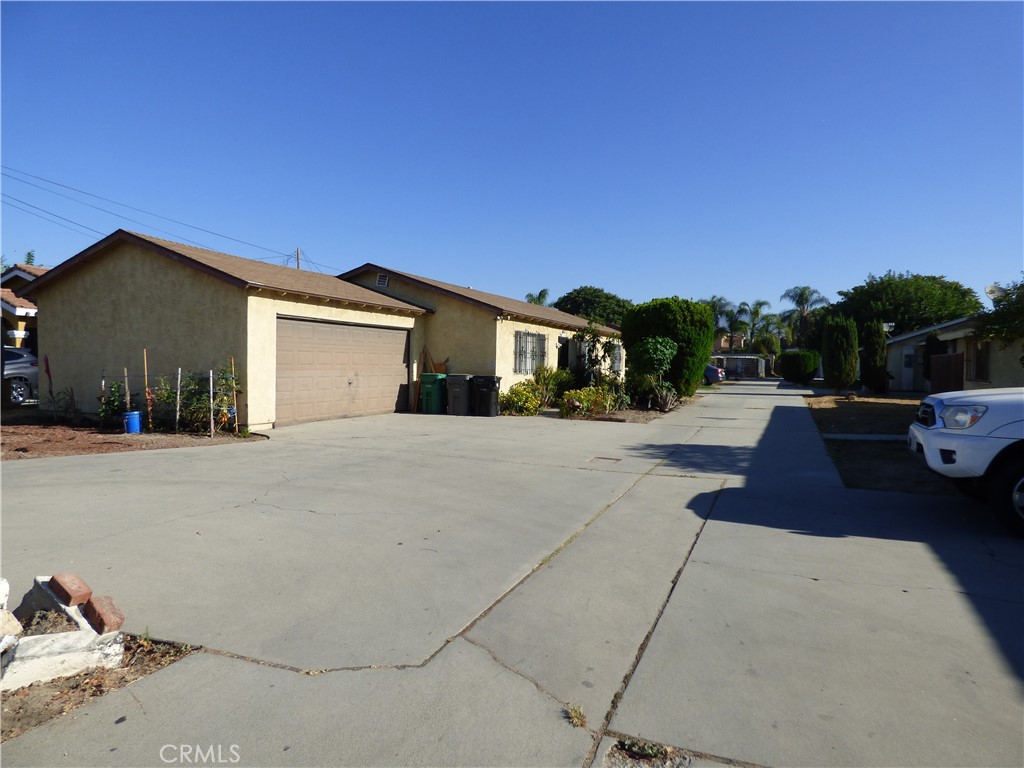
[2,381,1022,767]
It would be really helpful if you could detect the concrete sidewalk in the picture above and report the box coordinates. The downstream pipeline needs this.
[2,381,1021,767]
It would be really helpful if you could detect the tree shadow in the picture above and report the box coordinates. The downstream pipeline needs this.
[628,396,1024,681]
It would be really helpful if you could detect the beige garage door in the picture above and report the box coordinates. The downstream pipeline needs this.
[276,318,410,426]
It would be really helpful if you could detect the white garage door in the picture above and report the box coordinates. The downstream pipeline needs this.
[276,318,410,425]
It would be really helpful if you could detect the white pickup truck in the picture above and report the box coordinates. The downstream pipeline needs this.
[908,387,1024,534]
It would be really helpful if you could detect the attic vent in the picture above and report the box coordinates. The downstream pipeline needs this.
[376,274,389,287]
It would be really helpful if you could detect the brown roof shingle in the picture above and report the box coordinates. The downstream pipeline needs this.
[340,264,618,335]
[18,231,426,315]
[1,287,37,311]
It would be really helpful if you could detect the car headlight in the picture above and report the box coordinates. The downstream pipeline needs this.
[939,404,987,429]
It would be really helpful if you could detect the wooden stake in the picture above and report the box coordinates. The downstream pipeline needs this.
[231,357,239,434]
[124,368,131,412]
[143,348,152,432]
[209,369,215,438]
[175,367,182,434]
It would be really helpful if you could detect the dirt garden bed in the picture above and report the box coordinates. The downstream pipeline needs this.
[1,634,195,742]
[804,392,956,496]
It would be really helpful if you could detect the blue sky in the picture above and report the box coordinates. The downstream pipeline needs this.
[2,1,1021,315]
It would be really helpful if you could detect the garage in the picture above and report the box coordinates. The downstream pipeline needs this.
[276,317,410,425]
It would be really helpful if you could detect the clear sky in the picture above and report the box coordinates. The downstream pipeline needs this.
[2,1,1021,315]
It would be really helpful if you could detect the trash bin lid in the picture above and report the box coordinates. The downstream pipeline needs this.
[420,373,447,382]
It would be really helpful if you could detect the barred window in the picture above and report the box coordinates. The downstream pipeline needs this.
[514,331,547,374]
[609,343,623,374]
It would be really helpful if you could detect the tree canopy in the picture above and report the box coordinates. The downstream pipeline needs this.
[834,271,982,336]
[525,288,550,306]
[974,275,1024,346]
[552,286,633,327]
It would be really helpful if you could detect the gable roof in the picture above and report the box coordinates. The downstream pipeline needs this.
[1,287,38,315]
[17,231,426,315]
[339,263,618,335]
[1,264,50,284]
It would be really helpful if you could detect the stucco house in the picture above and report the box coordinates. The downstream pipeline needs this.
[2,263,48,352]
[886,315,1024,393]
[19,231,427,429]
[18,230,621,429]
[340,264,622,389]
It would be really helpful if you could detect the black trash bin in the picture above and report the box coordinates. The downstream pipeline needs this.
[471,376,501,417]
[446,374,473,416]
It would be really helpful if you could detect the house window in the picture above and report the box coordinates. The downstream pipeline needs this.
[514,331,547,374]
[966,338,991,382]
[375,273,389,287]
[610,343,623,374]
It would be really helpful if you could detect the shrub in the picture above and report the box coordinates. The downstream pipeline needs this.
[750,333,781,357]
[532,365,575,408]
[650,381,679,412]
[559,386,618,418]
[151,364,242,432]
[821,314,859,392]
[499,380,542,416]
[620,298,714,397]
[777,350,820,384]
[859,319,888,394]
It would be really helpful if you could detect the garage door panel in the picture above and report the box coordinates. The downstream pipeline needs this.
[276,318,409,426]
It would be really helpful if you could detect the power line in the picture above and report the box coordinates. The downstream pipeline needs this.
[2,165,293,258]
[1,199,100,239]
[1,193,107,236]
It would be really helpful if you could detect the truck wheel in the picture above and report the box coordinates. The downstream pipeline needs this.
[988,460,1024,536]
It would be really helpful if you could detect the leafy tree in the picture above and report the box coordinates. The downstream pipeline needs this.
[621,298,714,396]
[750,332,781,357]
[835,271,982,337]
[553,286,633,327]
[974,275,1024,348]
[525,288,550,306]
[740,299,772,341]
[699,295,732,335]
[780,286,830,348]
[821,315,859,393]
[24,250,36,266]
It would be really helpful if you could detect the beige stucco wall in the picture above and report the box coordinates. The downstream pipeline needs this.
[244,293,420,429]
[33,242,247,419]
[964,339,1024,390]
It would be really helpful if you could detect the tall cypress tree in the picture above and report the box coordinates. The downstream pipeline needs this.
[821,315,859,393]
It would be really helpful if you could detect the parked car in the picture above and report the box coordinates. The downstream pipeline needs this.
[2,346,39,405]
[908,387,1024,534]
[703,363,726,385]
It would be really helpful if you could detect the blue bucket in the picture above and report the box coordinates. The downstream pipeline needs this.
[123,411,141,434]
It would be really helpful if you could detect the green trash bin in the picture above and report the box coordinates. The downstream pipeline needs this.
[419,373,447,414]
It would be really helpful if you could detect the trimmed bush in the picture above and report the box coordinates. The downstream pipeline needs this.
[777,350,820,384]
[620,298,714,397]
[499,380,542,416]
[859,319,888,394]
[821,314,859,392]
[559,386,613,418]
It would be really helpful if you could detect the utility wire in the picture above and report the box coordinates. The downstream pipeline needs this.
[1,199,100,239]
[2,173,223,251]
[1,193,107,236]
[2,164,293,258]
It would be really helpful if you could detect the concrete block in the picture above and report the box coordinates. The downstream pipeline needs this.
[83,596,125,634]
[0,577,9,610]
[1,576,123,692]
[49,573,93,606]
[0,609,22,637]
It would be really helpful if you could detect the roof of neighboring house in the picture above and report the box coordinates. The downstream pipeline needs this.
[17,231,427,315]
[1,264,50,286]
[339,263,618,335]
[886,315,981,345]
[1,287,38,315]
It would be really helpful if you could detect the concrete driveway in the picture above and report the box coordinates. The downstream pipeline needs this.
[2,381,1021,767]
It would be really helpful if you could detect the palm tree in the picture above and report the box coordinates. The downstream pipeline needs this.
[780,286,829,347]
[525,289,550,306]
[722,308,749,351]
[739,299,771,342]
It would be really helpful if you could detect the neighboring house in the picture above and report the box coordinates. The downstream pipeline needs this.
[1,263,49,352]
[340,263,622,388]
[18,230,619,429]
[886,315,1024,393]
[17,230,426,429]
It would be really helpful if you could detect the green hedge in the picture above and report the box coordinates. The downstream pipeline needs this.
[620,298,714,397]
[777,350,820,384]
